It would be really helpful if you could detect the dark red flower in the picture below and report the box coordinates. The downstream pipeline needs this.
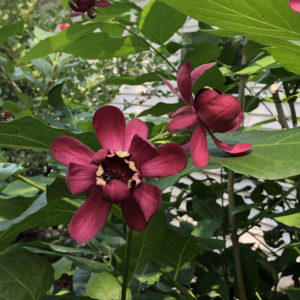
[2,109,12,119]
[58,23,70,30]
[160,62,252,168]
[289,0,300,13]
[51,106,187,242]
[69,0,110,18]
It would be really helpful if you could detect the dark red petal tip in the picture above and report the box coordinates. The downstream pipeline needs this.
[93,106,126,153]
[69,190,111,242]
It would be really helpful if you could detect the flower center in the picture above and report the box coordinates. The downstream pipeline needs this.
[96,150,140,187]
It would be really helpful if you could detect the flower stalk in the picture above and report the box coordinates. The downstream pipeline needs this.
[121,227,133,300]
[227,169,248,300]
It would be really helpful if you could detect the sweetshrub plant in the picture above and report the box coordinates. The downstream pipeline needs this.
[0,0,300,300]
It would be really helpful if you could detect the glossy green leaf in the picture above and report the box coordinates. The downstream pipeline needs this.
[154,227,224,270]
[160,0,300,75]
[104,72,173,85]
[139,0,186,45]
[275,212,300,228]
[19,22,98,62]
[138,102,185,117]
[0,116,99,151]
[0,196,35,220]
[283,288,300,300]
[62,33,149,59]
[0,21,24,44]
[114,212,166,280]
[48,83,73,120]
[208,128,300,179]
[0,163,23,181]
[236,55,281,75]
[0,178,76,250]
[86,272,131,300]
[0,247,54,300]
[42,296,95,300]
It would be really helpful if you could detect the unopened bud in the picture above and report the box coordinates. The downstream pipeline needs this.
[270,84,279,94]
[2,109,12,119]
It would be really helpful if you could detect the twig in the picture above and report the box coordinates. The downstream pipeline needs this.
[227,170,248,300]
[283,82,298,128]
[121,227,133,300]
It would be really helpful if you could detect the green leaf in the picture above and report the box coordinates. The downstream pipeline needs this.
[235,55,281,75]
[139,0,186,45]
[48,83,73,120]
[19,22,98,63]
[154,227,224,270]
[114,212,166,280]
[138,102,185,117]
[160,0,300,75]
[2,176,54,198]
[149,158,220,191]
[183,42,221,67]
[31,58,53,77]
[275,212,300,228]
[62,33,149,59]
[0,21,24,44]
[0,247,54,300]
[0,163,23,181]
[0,116,99,151]
[0,196,35,220]
[42,296,95,300]
[104,72,173,86]
[86,272,131,300]
[0,178,76,250]
[191,219,220,238]
[283,288,300,300]
[208,128,300,180]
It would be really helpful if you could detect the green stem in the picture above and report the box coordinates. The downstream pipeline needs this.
[151,260,197,300]
[228,170,248,300]
[14,174,46,191]
[121,227,133,300]
[115,21,177,73]
[14,174,80,209]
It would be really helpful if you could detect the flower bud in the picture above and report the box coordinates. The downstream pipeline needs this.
[2,109,12,119]
[195,89,241,133]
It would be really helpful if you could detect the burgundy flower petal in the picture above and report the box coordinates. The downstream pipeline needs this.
[93,106,126,153]
[194,88,221,111]
[157,75,184,101]
[197,94,242,133]
[121,197,147,231]
[124,118,148,151]
[230,111,244,132]
[167,113,198,132]
[170,106,194,118]
[132,182,161,222]
[68,190,111,242]
[209,130,252,155]
[95,0,111,7]
[70,12,83,17]
[101,179,130,203]
[51,136,95,166]
[141,143,187,177]
[290,0,300,13]
[177,62,193,106]
[129,135,158,168]
[190,125,209,168]
[191,62,216,86]
[66,163,97,194]
[90,148,108,164]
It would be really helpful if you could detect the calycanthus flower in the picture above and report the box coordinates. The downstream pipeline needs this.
[289,0,300,13]
[160,62,252,168]
[51,106,187,242]
[69,0,110,18]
